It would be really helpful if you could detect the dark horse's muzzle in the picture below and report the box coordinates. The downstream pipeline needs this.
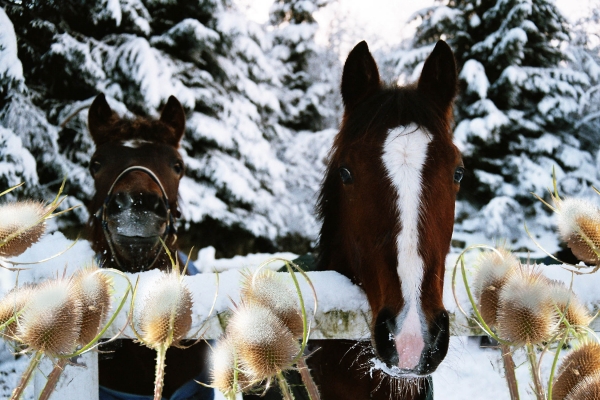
[96,166,175,271]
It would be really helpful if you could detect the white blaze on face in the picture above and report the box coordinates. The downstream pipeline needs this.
[382,124,431,370]
[121,139,151,148]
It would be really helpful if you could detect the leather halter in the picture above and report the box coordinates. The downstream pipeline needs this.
[95,166,176,271]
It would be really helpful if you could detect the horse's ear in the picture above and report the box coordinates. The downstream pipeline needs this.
[417,40,457,110]
[341,41,381,111]
[88,93,116,144]
[160,96,185,145]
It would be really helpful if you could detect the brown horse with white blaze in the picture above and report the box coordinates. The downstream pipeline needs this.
[86,94,213,399]
[306,40,462,399]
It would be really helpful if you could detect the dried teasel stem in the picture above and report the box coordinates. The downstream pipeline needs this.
[277,371,295,400]
[38,358,68,400]
[154,345,167,400]
[297,356,320,400]
[10,350,42,400]
[500,344,520,400]
[526,344,545,400]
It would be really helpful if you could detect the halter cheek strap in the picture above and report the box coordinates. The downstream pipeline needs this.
[95,166,177,270]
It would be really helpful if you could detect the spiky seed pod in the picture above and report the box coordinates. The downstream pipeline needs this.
[240,269,304,338]
[556,198,600,264]
[73,268,113,345]
[211,337,251,394]
[137,272,193,348]
[0,284,36,340]
[473,248,519,327]
[227,303,299,381]
[564,372,600,400]
[496,267,557,346]
[0,201,47,257]
[553,341,600,400]
[16,278,83,356]
[549,281,592,329]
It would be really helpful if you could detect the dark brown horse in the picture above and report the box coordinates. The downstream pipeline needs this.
[305,40,461,399]
[86,94,212,399]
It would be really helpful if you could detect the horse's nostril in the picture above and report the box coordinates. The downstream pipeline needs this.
[421,310,450,375]
[107,192,133,215]
[373,308,398,367]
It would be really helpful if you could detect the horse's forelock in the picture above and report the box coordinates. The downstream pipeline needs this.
[91,118,182,148]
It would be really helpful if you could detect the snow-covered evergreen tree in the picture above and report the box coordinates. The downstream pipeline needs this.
[567,3,600,155]
[269,0,338,131]
[388,0,599,249]
[0,0,338,256]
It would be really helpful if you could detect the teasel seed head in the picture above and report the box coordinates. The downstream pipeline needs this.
[227,303,299,381]
[473,248,519,327]
[549,281,592,330]
[73,267,113,345]
[0,201,47,257]
[564,372,600,400]
[556,197,600,265]
[553,341,600,400]
[0,284,36,340]
[211,337,251,394]
[496,267,557,345]
[17,278,83,356]
[137,272,193,348]
[241,269,304,338]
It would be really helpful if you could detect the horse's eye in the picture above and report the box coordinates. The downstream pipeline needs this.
[454,167,465,183]
[339,167,353,184]
[173,162,183,175]
[90,160,101,176]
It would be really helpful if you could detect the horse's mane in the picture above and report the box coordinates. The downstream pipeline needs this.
[315,84,453,273]
[91,115,182,147]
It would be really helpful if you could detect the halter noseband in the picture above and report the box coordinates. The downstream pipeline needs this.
[95,166,177,270]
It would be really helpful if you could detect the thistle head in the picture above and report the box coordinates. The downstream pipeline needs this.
[564,373,600,400]
[556,197,600,265]
[553,340,600,400]
[473,248,519,327]
[0,284,36,340]
[73,267,113,345]
[240,269,303,338]
[0,201,47,257]
[16,278,83,356]
[137,272,193,348]
[549,281,592,330]
[211,336,251,394]
[496,266,557,345]
[227,302,299,381]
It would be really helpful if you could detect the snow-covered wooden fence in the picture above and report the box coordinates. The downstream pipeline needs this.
[29,262,600,400]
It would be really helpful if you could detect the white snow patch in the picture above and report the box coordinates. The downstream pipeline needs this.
[0,8,24,90]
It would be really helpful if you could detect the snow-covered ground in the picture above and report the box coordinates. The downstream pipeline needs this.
[0,232,598,399]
